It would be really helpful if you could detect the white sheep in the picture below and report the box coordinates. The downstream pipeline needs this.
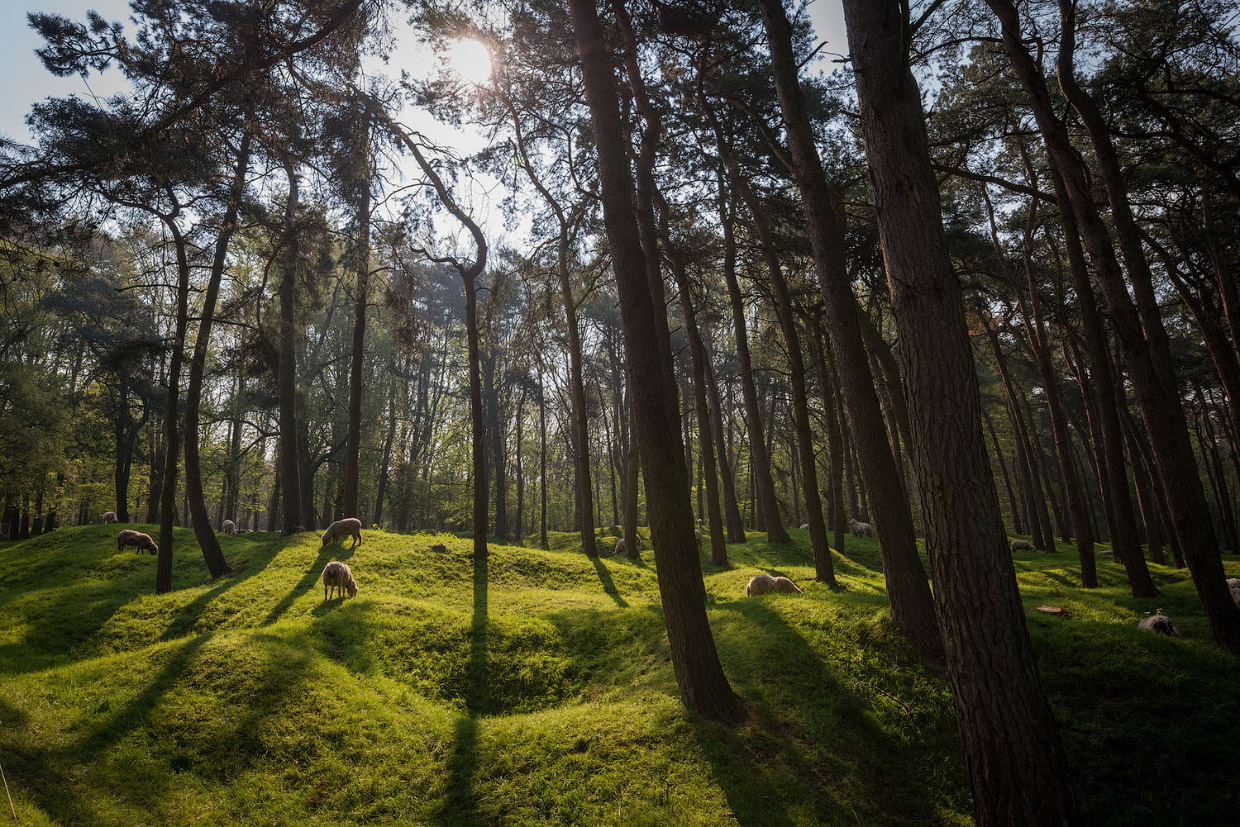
[102,511,118,524]
[849,519,873,538]
[695,528,704,551]
[800,523,810,530]
[116,529,158,555]
[1137,615,1182,638]
[221,519,236,535]
[1226,577,1240,608]
[322,560,358,600]
[321,517,363,549]
[746,573,804,596]
[1010,539,1035,551]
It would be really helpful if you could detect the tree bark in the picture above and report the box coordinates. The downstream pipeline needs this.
[570,0,744,723]
[184,131,251,578]
[807,314,848,552]
[758,0,940,656]
[662,208,729,568]
[157,198,190,593]
[343,109,371,520]
[277,155,304,536]
[729,180,835,584]
[837,1,1083,821]
[708,171,787,542]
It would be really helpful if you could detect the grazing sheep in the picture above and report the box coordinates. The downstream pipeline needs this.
[116,529,158,556]
[1010,539,1035,551]
[695,529,704,550]
[102,511,118,524]
[800,523,810,530]
[322,561,358,600]
[321,517,363,549]
[614,538,625,556]
[1227,577,1240,608]
[745,573,804,596]
[1137,615,1182,638]
[221,519,236,535]
[849,519,873,538]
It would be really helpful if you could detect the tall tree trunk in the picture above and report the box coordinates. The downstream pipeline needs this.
[837,1,1083,821]
[1055,209,1150,588]
[623,377,641,560]
[808,314,847,552]
[662,211,728,568]
[730,181,834,584]
[484,351,508,542]
[157,204,190,593]
[570,0,744,723]
[392,119,490,560]
[757,0,940,656]
[710,172,787,542]
[464,276,488,556]
[539,371,548,548]
[372,371,398,527]
[983,404,1025,536]
[113,384,133,523]
[702,329,746,543]
[343,111,371,520]
[991,176,1096,579]
[515,386,525,542]
[278,155,304,535]
[184,131,251,578]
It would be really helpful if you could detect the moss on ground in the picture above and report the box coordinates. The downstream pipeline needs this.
[0,524,1236,825]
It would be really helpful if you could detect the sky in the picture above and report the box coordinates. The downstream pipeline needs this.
[0,0,847,248]
[0,0,847,146]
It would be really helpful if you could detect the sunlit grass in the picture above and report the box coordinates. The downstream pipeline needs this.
[0,524,1236,825]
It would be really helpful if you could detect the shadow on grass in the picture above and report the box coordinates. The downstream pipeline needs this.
[13,631,318,824]
[158,539,286,641]
[261,539,355,627]
[435,552,488,826]
[589,554,629,608]
[699,597,957,826]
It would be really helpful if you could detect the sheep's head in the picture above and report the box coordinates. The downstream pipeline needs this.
[346,579,358,598]
[148,542,159,555]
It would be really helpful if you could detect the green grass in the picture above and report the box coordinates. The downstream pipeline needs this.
[0,524,1237,825]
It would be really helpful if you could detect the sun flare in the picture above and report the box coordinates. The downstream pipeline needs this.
[447,38,492,85]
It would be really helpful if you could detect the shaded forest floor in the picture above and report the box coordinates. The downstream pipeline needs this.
[0,524,1237,825]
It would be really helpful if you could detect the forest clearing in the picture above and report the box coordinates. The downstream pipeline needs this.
[3,0,1240,823]
[1,525,1238,826]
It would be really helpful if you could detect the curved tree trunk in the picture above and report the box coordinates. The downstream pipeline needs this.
[184,131,251,578]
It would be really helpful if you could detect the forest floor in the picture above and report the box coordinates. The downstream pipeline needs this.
[0,524,1237,826]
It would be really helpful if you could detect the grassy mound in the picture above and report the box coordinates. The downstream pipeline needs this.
[0,524,1237,825]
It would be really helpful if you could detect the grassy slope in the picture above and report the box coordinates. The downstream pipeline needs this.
[0,525,1237,826]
